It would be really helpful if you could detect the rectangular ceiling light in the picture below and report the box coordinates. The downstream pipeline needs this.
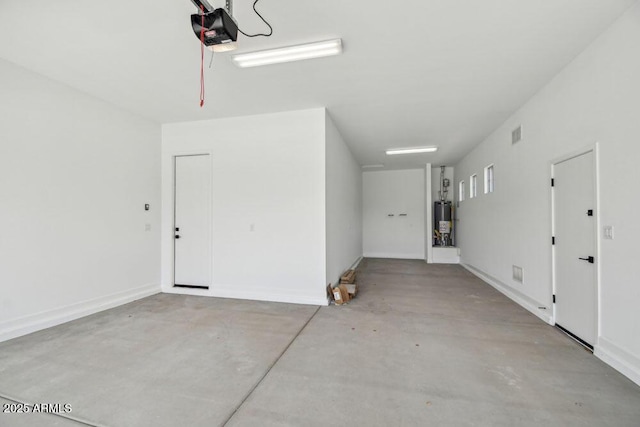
[231,39,342,68]
[385,147,438,155]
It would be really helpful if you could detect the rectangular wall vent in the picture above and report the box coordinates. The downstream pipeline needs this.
[512,265,524,283]
[512,126,522,144]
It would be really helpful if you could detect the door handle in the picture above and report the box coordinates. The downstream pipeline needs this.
[578,256,594,264]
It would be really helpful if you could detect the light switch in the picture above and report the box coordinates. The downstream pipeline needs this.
[603,226,614,240]
[145,224,151,232]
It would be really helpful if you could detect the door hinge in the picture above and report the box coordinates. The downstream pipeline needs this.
[553,295,556,304]
[551,178,555,187]
[552,236,555,245]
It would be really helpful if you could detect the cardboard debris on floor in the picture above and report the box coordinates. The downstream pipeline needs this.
[345,283,358,298]
[326,284,334,300]
[330,270,358,305]
[332,284,350,305]
[340,269,356,284]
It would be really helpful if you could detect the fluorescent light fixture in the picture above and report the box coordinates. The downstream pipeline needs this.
[210,42,238,53]
[232,39,342,68]
[385,147,438,155]
[362,164,385,169]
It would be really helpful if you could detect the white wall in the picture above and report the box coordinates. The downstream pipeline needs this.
[0,59,161,342]
[455,3,640,385]
[363,169,425,259]
[325,112,363,287]
[161,109,328,305]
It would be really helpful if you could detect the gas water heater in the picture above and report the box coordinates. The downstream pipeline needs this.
[434,166,454,247]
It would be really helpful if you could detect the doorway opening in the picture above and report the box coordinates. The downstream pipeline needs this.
[551,147,599,349]
[173,154,212,289]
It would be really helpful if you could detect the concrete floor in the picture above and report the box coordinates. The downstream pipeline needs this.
[1,259,639,426]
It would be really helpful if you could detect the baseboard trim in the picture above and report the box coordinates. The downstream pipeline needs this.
[0,283,160,343]
[595,337,640,386]
[163,286,329,307]
[363,253,425,260]
[350,255,364,270]
[461,263,553,325]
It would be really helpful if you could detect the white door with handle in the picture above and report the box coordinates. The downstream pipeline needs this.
[553,150,597,347]
[174,154,212,288]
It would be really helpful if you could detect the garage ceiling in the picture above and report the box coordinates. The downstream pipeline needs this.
[0,0,635,169]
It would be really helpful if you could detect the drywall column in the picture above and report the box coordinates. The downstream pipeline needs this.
[425,163,433,263]
[161,108,328,306]
[325,111,363,287]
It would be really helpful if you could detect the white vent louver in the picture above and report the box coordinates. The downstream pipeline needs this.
[512,265,524,283]
[512,126,522,144]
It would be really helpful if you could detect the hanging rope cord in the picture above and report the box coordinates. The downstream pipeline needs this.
[198,0,272,107]
[238,0,273,37]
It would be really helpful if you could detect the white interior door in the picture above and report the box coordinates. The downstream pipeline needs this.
[553,151,597,347]
[174,155,211,288]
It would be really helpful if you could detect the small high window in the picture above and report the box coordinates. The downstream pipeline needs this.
[470,174,477,198]
[484,164,494,194]
[459,181,465,202]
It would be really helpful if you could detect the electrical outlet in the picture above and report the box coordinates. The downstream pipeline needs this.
[512,125,522,144]
[145,224,151,232]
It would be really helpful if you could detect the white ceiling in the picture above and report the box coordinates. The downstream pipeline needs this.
[0,0,635,169]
